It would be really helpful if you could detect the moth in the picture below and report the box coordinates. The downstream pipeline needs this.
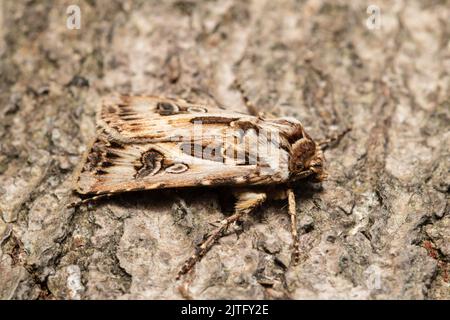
[72,94,328,279]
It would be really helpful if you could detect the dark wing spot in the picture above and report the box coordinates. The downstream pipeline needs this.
[231,120,260,133]
[109,141,125,149]
[129,127,144,132]
[122,116,142,121]
[189,116,238,124]
[101,161,114,168]
[208,177,240,185]
[87,152,101,169]
[135,149,164,179]
[117,103,130,110]
[106,151,120,159]
[119,111,137,118]
[107,106,117,114]
[156,102,180,115]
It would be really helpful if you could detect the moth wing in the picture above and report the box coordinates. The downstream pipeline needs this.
[74,96,292,195]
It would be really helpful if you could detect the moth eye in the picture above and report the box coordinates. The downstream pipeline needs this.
[187,106,207,113]
[165,163,189,174]
[180,142,201,158]
[156,102,179,115]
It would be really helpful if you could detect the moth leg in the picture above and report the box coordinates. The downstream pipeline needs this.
[67,193,113,208]
[287,189,300,265]
[318,127,351,150]
[177,191,267,280]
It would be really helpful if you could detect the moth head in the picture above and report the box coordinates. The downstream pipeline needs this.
[288,129,326,182]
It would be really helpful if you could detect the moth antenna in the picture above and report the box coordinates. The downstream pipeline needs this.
[288,189,300,265]
[177,191,266,280]
[233,79,260,117]
[318,127,351,150]
[67,193,113,209]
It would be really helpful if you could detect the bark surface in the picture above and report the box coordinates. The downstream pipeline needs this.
[0,0,448,299]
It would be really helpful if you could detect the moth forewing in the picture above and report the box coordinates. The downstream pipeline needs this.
[74,96,309,196]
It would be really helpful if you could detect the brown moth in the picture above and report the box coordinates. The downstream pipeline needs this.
[72,95,327,279]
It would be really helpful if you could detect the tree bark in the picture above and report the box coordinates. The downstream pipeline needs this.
[0,0,448,299]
